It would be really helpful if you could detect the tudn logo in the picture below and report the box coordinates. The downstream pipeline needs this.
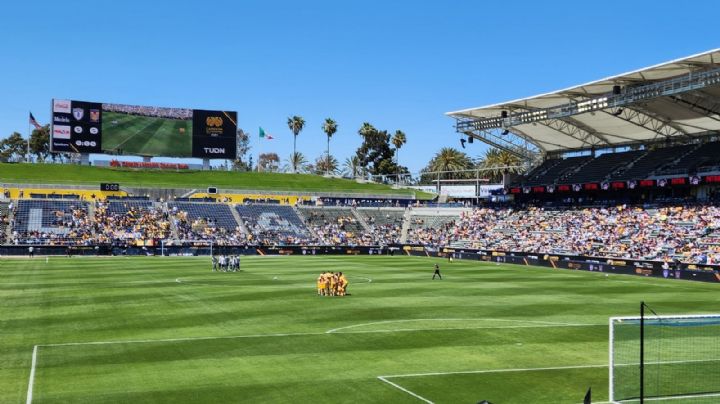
[206,116,223,127]
[203,147,225,154]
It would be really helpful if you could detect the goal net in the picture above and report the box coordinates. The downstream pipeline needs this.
[610,313,720,402]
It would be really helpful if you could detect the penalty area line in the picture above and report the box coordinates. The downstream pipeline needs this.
[26,345,38,404]
[377,376,434,404]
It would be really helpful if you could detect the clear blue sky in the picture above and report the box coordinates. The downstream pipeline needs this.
[1,0,718,172]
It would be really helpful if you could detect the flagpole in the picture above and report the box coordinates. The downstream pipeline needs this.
[27,112,31,163]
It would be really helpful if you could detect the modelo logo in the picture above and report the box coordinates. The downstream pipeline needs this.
[206,116,223,127]
[203,147,225,154]
[53,115,70,123]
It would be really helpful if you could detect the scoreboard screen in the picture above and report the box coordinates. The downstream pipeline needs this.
[51,99,237,159]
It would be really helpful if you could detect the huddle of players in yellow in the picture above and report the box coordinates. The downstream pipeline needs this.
[317,271,349,296]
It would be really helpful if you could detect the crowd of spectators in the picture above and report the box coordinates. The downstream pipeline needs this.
[94,201,171,245]
[412,205,720,265]
[172,209,246,245]
[13,204,93,245]
[102,103,192,120]
[4,196,720,264]
[303,210,365,245]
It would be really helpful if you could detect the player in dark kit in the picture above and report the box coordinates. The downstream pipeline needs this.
[432,264,442,280]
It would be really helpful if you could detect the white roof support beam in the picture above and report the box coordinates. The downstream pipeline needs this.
[601,106,689,140]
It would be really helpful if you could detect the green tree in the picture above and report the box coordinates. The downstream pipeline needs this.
[421,147,475,182]
[30,124,51,162]
[480,148,523,182]
[321,118,338,176]
[232,129,252,171]
[343,156,362,178]
[314,154,338,175]
[0,132,28,163]
[354,123,401,177]
[391,130,407,181]
[287,116,305,173]
[284,152,308,173]
[258,152,280,172]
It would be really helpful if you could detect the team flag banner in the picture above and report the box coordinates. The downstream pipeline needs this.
[259,127,274,140]
[29,112,42,129]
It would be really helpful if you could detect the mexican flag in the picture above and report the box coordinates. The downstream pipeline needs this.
[259,127,274,140]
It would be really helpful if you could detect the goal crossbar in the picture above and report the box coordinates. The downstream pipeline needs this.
[609,313,720,403]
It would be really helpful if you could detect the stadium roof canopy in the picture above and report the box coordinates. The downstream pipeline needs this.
[447,48,720,157]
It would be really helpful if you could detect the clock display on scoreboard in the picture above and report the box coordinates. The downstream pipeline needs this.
[100,183,120,192]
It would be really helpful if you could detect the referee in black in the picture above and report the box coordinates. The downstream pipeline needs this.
[432,263,442,280]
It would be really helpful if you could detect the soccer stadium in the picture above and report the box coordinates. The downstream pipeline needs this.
[3,3,720,404]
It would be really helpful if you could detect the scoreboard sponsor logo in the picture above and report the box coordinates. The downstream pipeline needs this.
[53,125,71,139]
[53,99,71,113]
[203,147,226,154]
[53,115,70,123]
[204,115,225,136]
[72,108,84,120]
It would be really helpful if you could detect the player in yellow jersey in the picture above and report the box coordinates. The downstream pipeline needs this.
[329,272,337,296]
[338,272,348,296]
[317,272,325,296]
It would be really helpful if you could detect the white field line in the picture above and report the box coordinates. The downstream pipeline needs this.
[617,392,720,402]
[377,376,434,404]
[381,357,720,379]
[326,317,582,334]
[37,321,603,348]
[26,345,37,404]
[0,280,172,286]
[379,363,608,379]
[331,323,601,335]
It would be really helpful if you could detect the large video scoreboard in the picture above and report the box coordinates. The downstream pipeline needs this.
[51,99,237,159]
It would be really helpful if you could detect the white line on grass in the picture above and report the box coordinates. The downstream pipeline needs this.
[377,376,435,403]
[26,345,37,404]
[379,363,608,379]
[332,323,601,335]
[36,321,603,347]
[616,392,720,402]
[326,318,582,334]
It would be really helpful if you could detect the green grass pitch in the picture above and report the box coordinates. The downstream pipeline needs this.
[2,255,720,403]
[101,111,193,157]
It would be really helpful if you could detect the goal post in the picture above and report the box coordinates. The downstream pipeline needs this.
[609,311,720,403]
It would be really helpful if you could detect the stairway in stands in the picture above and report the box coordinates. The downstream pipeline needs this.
[400,208,411,244]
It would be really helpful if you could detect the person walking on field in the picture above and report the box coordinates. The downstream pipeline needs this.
[432,263,442,280]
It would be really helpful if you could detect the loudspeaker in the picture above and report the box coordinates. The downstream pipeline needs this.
[613,85,621,95]
[468,136,474,144]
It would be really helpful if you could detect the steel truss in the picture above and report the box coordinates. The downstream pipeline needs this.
[454,66,720,154]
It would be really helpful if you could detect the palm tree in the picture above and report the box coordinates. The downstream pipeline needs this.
[315,154,339,175]
[343,156,362,178]
[284,152,308,173]
[287,116,306,173]
[358,122,375,138]
[424,147,474,181]
[480,148,523,182]
[391,130,407,182]
[321,118,338,176]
